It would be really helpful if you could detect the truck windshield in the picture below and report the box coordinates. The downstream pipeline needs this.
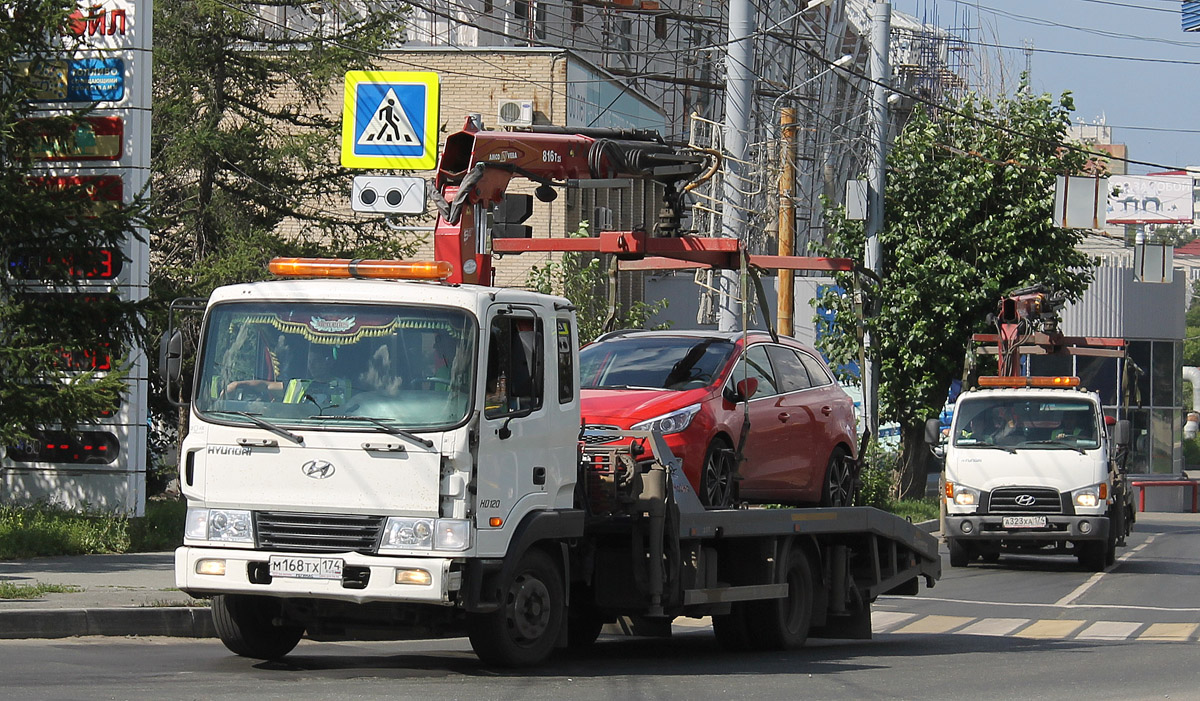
[194,301,477,431]
[953,397,1100,451]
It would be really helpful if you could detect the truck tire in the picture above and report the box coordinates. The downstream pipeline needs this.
[948,538,974,568]
[820,447,854,508]
[211,594,304,660]
[467,549,564,667]
[1077,541,1107,572]
[700,439,735,509]
[712,603,752,651]
[745,548,815,650]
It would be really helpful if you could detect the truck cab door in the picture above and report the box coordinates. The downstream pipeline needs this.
[473,305,573,556]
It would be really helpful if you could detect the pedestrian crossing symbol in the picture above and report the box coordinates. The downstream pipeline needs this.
[341,71,439,170]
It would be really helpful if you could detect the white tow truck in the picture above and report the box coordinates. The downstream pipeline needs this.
[928,375,1134,571]
[925,285,1135,571]
[163,257,940,666]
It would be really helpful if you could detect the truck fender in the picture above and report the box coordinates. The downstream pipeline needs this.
[461,509,585,613]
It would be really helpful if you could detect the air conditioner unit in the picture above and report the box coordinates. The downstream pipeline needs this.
[496,99,534,128]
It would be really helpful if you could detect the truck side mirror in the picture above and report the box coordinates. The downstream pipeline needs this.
[1112,419,1131,447]
[159,330,184,384]
[925,418,943,445]
[724,377,759,404]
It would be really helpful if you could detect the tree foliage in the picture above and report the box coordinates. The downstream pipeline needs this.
[151,0,416,297]
[527,222,668,344]
[816,88,1096,497]
[0,2,148,443]
[147,2,414,474]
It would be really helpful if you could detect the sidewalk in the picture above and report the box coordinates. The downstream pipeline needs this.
[0,551,215,639]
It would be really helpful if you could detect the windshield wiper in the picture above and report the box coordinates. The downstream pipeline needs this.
[1024,439,1086,454]
[316,415,435,449]
[587,384,662,391]
[211,411,303,445]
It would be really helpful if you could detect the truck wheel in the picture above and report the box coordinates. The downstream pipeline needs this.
[1104,536,1117,567]
[746,548,815,650]
[467,549,564,667]
[820,447,853,507]
[948,538,974,568]
[700,439,735,509]
[1077,541,1107,572]
[712,603,752,651]
[211,594,304,660]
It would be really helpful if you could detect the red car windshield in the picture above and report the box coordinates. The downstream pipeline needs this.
[579,336,736,391]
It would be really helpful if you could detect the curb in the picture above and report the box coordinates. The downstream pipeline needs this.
[0,607,216,640]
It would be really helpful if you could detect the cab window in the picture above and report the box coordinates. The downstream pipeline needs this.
[485,314,544,418]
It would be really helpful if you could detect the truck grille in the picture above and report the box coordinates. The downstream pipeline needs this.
[255,511,385,554]
[988,487,1063,515]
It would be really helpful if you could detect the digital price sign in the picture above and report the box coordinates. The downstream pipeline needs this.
[8,246,124,280]
[6,430,119,465]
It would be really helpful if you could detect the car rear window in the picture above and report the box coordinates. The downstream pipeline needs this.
[579,336,736,390]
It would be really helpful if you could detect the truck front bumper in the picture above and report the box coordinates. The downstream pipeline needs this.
[944,514,1109,541]
[175,546,460,605]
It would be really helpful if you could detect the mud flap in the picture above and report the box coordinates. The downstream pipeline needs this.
[809,605,872,640]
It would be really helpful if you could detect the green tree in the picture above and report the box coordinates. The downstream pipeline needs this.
[1184,279,1200,368]
[817,88,1095,498]
[527,222,668,344]
[147,2,414,474]
[151,0,414,296]
[0,2,148,443]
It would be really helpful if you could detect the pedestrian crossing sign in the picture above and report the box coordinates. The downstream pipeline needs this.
[340,71,440,170]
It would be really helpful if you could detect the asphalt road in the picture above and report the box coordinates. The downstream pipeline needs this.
[1,513,1196,700]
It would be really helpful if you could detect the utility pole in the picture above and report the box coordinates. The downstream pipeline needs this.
[778,107,798,337]
[718,0,756,332]
[864,0,891,438]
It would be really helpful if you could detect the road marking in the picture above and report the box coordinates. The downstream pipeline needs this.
[871,611,918,632]
[881,594,1200,613]
[1076,621,1142,641]
[1138,623,1200,641]
[1055,534,1158,607]
[957,617,1029,636]
[892,615,973,634]
[1014,619,1087,639]
[671,617,711,629]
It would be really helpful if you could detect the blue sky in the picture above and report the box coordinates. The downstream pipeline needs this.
[890,0,1199,174]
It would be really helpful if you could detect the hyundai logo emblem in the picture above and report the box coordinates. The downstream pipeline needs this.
[1015,494,1037,507]
[302,460,335,479]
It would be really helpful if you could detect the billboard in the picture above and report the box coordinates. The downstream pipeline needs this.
[1106,175,1193,225]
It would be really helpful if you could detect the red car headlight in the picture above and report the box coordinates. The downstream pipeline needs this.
[631,403,702,435]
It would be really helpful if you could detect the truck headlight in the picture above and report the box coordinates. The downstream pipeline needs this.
[632,403,702,435]
[185,508,253,543]
[1073,487,1100,509]
[947,483,980,507]
[379,518,470,552]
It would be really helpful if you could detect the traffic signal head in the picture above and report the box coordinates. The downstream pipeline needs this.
[352,176,426,215]
[491,194,533,238]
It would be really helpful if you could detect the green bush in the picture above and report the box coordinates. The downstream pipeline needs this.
[858,440,900,509]
[1184,438,1200,468]
[0,499,185,559]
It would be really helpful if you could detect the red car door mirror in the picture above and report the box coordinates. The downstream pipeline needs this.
[731,377,758,402]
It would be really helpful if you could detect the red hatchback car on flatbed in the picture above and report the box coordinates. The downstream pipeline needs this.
[579,330,859,508]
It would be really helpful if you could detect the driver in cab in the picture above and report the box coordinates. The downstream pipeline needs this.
[225,343,351,406]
